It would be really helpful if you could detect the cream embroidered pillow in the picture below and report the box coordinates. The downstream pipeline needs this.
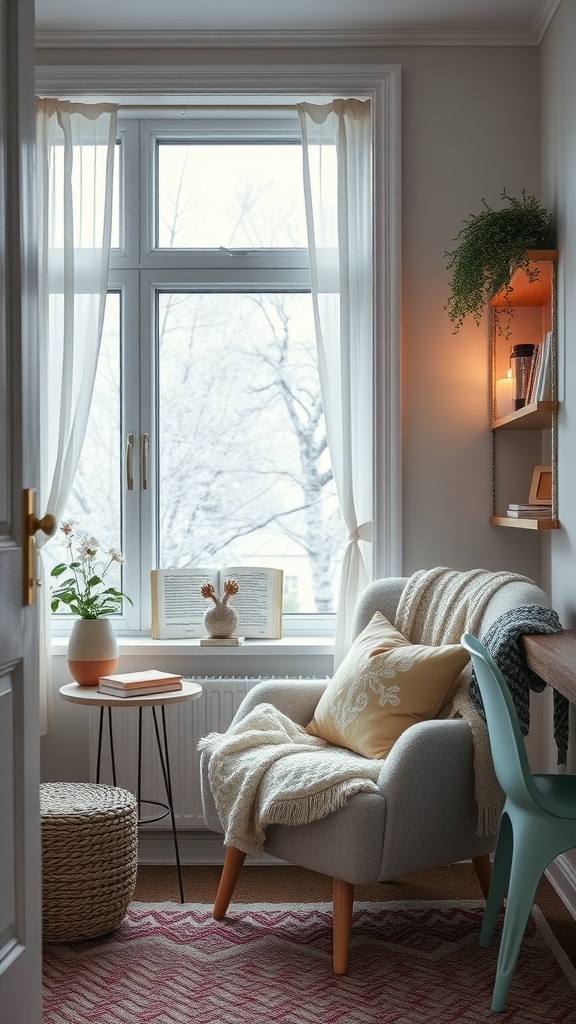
[306,611,469,759]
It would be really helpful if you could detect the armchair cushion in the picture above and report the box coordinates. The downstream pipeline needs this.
[305,612,470,759]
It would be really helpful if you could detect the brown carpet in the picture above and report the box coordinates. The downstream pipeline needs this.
[134,860,576,965]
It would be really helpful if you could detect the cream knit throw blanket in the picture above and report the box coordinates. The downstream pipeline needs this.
[395,566,535,835]
[198,702,383,855]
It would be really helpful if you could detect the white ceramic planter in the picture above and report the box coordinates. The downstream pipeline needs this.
[67,618,119,686]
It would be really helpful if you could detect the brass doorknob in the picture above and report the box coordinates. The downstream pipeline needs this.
[23,489,57,605]
[29,512,57,538]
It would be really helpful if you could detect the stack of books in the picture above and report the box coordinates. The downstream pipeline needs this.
[506,503,552,520]
[97,669,183,697]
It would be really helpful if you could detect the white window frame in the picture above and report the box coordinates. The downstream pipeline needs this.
[36,62,402,641]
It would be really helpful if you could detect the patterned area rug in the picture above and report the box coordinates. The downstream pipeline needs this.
[42,900,576,1023]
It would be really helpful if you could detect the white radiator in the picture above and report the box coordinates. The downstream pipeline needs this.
[88,677,264,830]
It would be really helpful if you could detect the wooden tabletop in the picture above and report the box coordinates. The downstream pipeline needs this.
[523,629,576,703]
[59,679,203,708]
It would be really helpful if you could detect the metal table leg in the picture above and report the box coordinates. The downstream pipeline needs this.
[96,706,117,785]
[95,703,185,903]
[151,705,185,904]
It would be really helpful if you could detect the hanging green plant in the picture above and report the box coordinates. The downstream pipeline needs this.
[445,189,553,336]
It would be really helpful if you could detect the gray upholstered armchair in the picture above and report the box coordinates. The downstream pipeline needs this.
[200,573,549,973]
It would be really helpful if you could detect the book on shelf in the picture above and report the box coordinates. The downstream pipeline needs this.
[508,503,551,512]
[535,331,552,402]
[150,566,283,640]
[521,331,552,407]
[506,509,552,519]
[525,343,541,405]
[199,636,245,646]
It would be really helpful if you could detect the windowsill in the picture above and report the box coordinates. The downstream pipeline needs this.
[50,635,335,658]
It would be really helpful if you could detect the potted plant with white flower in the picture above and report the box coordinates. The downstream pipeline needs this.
[51,521,132,686]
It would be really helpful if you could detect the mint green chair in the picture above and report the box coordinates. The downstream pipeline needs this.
[461,633,576,1013]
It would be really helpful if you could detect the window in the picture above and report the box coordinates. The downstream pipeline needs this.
[55,110,349,634]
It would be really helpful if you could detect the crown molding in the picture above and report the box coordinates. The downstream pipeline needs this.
[34,63,401,98]
[34,27,540,50]
[33,61,401,103]
[532,0,563,42]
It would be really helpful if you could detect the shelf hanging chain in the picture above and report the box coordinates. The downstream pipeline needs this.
[551,261,558,524]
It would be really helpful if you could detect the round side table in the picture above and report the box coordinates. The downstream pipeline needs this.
[59,679,202,903]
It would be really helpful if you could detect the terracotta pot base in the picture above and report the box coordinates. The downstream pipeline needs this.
[67,657,119,686]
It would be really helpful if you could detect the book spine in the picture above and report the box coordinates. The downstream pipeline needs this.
[535,332,551,401]
[525,344,541,405]
[506,511,551,518]
[97,684,183,697]
[99,685,182,692]
[100,680,181,689]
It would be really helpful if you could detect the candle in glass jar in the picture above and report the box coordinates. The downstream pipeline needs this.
[495,376,514,419]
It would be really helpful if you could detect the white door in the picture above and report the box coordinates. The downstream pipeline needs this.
[0,0,42,1021]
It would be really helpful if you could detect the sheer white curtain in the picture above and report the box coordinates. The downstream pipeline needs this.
[36,98,118,732]
[297,99,373,666]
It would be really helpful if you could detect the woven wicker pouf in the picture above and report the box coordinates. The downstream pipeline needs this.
[40,782,138,943]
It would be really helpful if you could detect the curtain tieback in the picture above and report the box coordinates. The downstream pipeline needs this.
[347,521,373,545]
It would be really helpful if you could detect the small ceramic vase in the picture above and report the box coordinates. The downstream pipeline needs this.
[67,618,119,686]
[203,603,239,639]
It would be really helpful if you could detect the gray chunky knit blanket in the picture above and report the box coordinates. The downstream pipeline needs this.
[470,604,567,763]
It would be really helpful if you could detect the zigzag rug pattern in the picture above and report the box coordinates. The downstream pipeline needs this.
[42,900,576,1023]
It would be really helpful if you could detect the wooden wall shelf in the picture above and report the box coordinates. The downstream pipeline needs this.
[489,250,558,308]
[490,516,559,531]
[491,401,556,431]
[489,250,558,529]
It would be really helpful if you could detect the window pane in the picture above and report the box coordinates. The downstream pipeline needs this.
[157,292,346,613]
[51,293,123,607]
[157,144,309,249]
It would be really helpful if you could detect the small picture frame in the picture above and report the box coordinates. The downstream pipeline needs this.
[528,466,552,505]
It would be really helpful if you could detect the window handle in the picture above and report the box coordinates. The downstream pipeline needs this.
[140,433,149,491]
[126,433,134,490]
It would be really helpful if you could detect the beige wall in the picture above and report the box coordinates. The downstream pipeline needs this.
[392,46,541,576]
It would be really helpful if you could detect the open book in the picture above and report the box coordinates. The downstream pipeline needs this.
[150,566,283,640]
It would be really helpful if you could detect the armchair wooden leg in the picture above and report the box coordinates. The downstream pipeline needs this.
[332,877,354,974]
[213,846,246,920]
[472,853,492,900]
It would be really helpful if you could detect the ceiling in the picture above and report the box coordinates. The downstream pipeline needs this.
[34,0,561,47]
